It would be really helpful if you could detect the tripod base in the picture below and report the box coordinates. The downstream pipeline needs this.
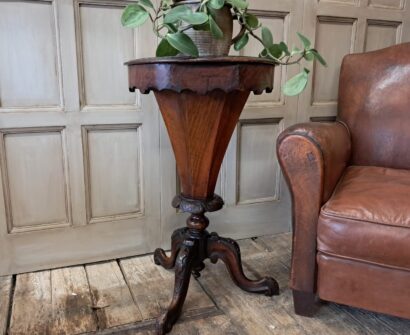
[154,227,279,334]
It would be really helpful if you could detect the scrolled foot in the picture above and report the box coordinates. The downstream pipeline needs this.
[156,239,197,334]
[207,234,279,296]
[154,228,188,269]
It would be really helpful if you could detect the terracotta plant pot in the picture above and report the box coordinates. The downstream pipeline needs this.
[175,0,234,56]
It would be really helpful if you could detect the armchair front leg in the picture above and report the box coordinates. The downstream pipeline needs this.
[277,121,351,316]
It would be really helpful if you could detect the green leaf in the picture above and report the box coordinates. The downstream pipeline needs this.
[297,32,311,49]
[267,44,283,59]
[180,12,209,25]
[261,26,273,47]
[259,48,268,58]
[161,0,173,9]
[164,5,192,24]
[228,0,248,10]
[166,32,199,57]
[279,42,290,56]
[209,0,225,9]
[245,13,259,29]
[121,4,149,28]
[310,49,327,66]
[139,0,154,9]
[304,50,315,61]
[209,15,223,39]
[164,23,178,33]
[156,38,179,57]
[234,33,249,51]
[283,68,310,96]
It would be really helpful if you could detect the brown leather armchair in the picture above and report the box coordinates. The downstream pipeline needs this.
[277,43,410,319]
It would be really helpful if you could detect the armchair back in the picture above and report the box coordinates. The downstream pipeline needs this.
[338,43,410,169]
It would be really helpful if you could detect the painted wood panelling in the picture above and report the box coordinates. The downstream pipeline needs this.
[77,2,136,107]
[0,0,161,275]
[82,124,141,223]
[0,0,62,109]
[365,20,401,52]
[298,0,410,121]
[368,0,404,9]
[237,120,280,205]
[0,128,70,233]
[312,17,356,104]
[245,13,288,104]
[0,0,409,274]
[320,0,358,5]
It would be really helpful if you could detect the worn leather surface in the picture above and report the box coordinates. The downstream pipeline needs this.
[277,121,351,292]
[279,122,351,203]
[317,253,410,320]
[318,166,410,269]
[277,43,410,319]
[338,43,410,169]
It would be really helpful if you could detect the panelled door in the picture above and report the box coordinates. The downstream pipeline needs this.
[160,0,304,244]
[298,0,410,122]
[160,0,410,246]
[0,0,161,275]
[1,0,409,275]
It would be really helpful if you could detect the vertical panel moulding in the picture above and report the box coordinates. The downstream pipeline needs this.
[0,127,72,234]
[235,118,283,205]
[74,0,139,110]
[52,0,65,110]
[244,10,289,106]
[368,0,405,10]
[311,16,357,106]
[364,20,402,52]
[0,0,63,111]
[82,124,143,225]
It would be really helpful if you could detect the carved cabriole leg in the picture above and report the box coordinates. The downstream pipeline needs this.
[154,228,188,270]
[156,239,197,335]
[207,233,279,296]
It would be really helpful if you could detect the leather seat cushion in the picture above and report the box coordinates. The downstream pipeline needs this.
[317,166,410,270]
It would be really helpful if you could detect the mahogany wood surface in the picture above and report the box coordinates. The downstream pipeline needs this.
[127,57,278,334]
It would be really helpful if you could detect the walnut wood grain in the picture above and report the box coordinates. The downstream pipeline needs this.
[127,56,275,95]
[127,57,278,334]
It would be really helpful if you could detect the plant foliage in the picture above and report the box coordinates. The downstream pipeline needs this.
[121,0,327,96]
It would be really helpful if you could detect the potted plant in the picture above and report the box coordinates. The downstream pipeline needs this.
[121,0,326,96]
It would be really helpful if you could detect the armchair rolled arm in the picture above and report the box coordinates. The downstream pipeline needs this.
[277,121,351,293]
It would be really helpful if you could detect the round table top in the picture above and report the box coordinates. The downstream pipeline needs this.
[126,56,276,95]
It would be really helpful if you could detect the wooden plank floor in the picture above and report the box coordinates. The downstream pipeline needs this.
[1,233,410,334]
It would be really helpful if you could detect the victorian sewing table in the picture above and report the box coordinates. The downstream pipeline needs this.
[126,57,279,334]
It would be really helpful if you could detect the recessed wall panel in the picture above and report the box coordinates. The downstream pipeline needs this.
[312,17,356,104]
[365,21,400,52]
[1,129,69,232]
[84,125,141,222]
[319,0,358,5]
[0,1,61,108]
[237,120,280,204]
[368,0,404,9]
[78,4,136,107]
